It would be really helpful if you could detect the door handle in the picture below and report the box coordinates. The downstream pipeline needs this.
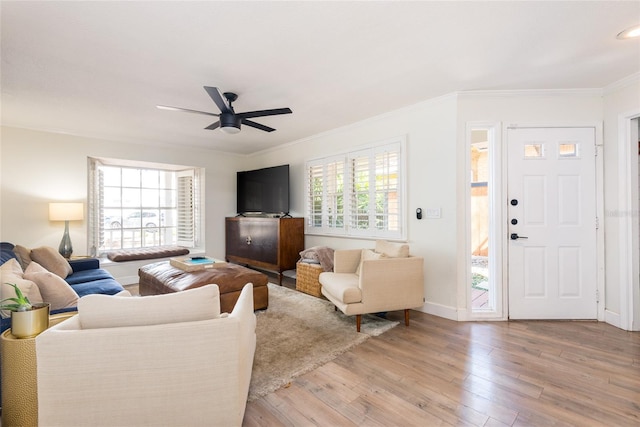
[510,233,528,240]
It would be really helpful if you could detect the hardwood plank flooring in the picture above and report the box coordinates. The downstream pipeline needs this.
[243,308,640,427]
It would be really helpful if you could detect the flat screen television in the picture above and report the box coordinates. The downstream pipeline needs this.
[237,164,289,215]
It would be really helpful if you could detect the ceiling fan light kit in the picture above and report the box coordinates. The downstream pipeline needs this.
[617,24,640,39]
[220,113,241,134]
[157,87,292,134]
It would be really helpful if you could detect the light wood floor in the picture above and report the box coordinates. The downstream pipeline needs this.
[243,308,640,426]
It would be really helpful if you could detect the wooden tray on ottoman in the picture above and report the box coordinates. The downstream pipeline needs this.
[138,261,269,312]
[296,262,323,297]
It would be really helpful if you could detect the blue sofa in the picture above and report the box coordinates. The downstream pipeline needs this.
[0,241,125,333]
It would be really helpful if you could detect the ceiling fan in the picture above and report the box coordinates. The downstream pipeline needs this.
[157,86,292,134]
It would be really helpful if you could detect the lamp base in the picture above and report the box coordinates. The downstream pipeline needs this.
[58,220,73,259]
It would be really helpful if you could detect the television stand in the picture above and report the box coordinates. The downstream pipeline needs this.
[225,217,304,285]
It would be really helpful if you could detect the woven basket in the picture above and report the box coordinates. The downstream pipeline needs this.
[295,262,323,297]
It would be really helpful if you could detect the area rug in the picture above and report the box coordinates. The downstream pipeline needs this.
[248,283,398,401]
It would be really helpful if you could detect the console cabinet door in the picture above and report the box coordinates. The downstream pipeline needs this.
[225,217,304,275]
[225,217,280,265]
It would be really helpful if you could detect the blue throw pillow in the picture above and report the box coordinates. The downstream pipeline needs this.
[0,242,17,266]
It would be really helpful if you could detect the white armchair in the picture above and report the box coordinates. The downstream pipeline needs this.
[35,283,256,427]
[319,241,424,332]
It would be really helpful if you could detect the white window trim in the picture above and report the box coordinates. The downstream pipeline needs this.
[305,136,407,240]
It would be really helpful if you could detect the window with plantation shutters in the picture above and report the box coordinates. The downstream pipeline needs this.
[306,157,346,234]
[305,138,405,239]
[88,157,204,256]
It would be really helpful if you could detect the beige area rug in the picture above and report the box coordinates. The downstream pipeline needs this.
[248,283,398,401]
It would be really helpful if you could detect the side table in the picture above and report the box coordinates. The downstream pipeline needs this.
[1,312,76,426]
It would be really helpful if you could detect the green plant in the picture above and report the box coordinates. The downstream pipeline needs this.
[0,283,32,312]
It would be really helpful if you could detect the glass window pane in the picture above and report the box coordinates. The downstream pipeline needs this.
[141,170,159,188]
[122,168,141,187]
[141,188,159,207]
[122,188,141,207]
[160,189,175,207]
[102,167,121,186]
[559,142,579,157]
[471,129,491,311]
[103,187,121,207]
[104,209,122,229]
[524,143,544,158]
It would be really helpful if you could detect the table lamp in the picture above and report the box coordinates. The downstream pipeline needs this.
[49,202,84,258]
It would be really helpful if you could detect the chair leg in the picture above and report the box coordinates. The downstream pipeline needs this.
[404,309,410,327]
[356,314,361,332]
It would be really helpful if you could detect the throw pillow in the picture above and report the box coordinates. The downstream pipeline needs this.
[78,284,222,329]
[355,249,387,276]
[0,258,44,318]
[13,245,32,270]
[30,246,73,279]
[24,262,79,310]
[375,240,410,258]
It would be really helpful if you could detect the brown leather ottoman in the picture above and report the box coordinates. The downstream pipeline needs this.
[138,261,268,312]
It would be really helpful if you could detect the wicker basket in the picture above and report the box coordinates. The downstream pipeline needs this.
[295,262,323,297]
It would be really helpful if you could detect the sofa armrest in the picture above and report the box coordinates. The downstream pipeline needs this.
[358,256,424,310]
[333,249,362,273]
[68,258,100,272]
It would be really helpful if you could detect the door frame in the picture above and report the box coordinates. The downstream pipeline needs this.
[463,122,604,321]
[616,109,640,331]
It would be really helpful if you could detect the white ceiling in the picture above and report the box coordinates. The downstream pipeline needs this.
[1,1,639,155]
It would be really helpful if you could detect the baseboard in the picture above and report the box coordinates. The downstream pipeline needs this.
[604,309,622,329]
[416,301,458,321]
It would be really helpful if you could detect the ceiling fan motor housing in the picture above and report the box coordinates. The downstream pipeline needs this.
[220,112,241,133]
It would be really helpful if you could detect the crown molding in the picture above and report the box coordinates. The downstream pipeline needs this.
[603,72,640,95]
[457,88,603,99]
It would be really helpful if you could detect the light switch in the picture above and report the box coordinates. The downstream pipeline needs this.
[425,208,441,219]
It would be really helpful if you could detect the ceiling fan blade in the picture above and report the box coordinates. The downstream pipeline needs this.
[156,105,219,117]
[203,86,233,114]
[237,108,292,119]
[242,119,275,132]
[205,121,221,130]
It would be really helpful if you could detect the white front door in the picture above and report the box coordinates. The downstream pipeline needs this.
[507,127,597,319]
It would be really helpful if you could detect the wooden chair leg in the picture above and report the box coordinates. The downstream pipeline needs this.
[356,314,361,332]
[404,309,410,327]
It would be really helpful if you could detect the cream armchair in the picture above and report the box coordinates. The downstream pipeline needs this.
[35,283,256,427]
[319,241,424,332]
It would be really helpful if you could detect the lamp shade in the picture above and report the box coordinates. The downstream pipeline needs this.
[49,203,84,221]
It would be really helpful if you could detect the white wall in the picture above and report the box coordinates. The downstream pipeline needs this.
[252,95,460,314]
[0,126,244,283]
